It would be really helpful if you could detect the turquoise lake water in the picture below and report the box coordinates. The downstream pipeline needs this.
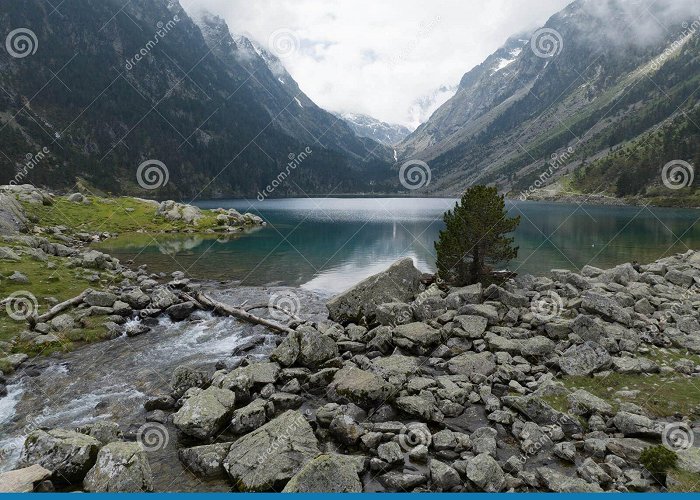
[97,198,700,294]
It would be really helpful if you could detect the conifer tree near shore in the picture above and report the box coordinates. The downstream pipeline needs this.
[435,185,520,285]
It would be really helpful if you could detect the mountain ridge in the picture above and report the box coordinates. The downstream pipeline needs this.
[0,0,393,199]
[396,0,700,203]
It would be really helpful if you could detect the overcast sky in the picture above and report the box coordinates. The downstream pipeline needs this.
[181,0,572,129]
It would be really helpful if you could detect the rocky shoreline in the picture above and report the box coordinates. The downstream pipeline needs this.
[3,240,700,491]
[0,185,265,390]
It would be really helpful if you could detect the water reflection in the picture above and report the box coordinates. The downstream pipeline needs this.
[96,198,700,294]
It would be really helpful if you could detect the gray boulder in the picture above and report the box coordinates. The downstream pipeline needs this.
[452,315,488,339]
[503,395,583,437]
[581,291,631,326]
[231,399,269,434]
[448,351,496,377]
[329,415,365,445]
[83,442,153,492]
[0,464,52,493]
[567,389,613,416]
[21,429,101,484]
[536,467,603,492]
[375,302,413,326]
[172,387,236,439]
[282,454,362,492]
[170,365,210,398]
[612,411,663,437]
[298,326,339,368]
[0,247,21,261]
[558,341,611,376]
[84,291,118,308]
[76,421,123,445]
[223,410,320,491]
[611,357,659,374]
[392,322,442,354]
[465,454,505,492]
[326,258,422,323]
[329,366,393,407]
[178,442,232,477]
[430,459,461,490]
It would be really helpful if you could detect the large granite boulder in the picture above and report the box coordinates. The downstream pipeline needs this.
[223,410,320,491]
[502,395,583,437]
[558,341,611,376]
[282,454,362,492]
[20,429,101,484]
[392,322,442,354]
[0,465,52,492]
[448,352,496,377]
[178,442,232,477]
[328,366,393,407]
[465,453,505,492]
[172,386,236,439]
[581,291,631,326]
[83,442,153,492]
[536,467,603,492]
[326,258,423,323]
[271,326,338,369]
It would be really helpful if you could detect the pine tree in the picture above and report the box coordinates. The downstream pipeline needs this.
[435,185,520,285]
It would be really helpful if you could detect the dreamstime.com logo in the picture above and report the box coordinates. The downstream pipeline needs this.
[5,28,38,58]
[662,422,695,451]
[268,291,301,321]
[136,159,169,190]
[661,160,694,190]
[399,159,431,190]
[268,28,299,59]
[4,291,39,321]
[530,28,563,59]
[530,291,564,321]
[136,422,170,452]
[398,423,432,451]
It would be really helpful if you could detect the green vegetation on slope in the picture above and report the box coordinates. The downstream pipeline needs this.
[22,196,221,234]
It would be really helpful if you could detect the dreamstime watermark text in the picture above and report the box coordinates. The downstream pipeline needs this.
[519,146,575,200]
[257,147,312,201]
[125,16,181,70]
[8,147,50,186]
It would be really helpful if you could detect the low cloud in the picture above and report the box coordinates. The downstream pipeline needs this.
[180,0,571,128]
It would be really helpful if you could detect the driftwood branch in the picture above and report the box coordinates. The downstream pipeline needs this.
[182,291,294,334]
[30,289,92,328]
[242,303,302,322]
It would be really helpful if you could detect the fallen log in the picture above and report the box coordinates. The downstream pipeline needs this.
[182,291,294,334]
[29,289,92,328]
[242,303,303,322]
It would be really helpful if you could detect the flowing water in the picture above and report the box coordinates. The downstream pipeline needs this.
[0,286,327,490]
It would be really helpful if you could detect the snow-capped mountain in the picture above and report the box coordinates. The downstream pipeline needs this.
[337,113,412,146]
[397,0,700,199]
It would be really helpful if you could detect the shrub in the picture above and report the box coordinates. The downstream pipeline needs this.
[640,445,678,475]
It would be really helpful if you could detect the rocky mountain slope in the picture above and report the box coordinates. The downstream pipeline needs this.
[337,113,412,147]
[397,0,700,201]
[0,0,392,199]
[193,12,392,163]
